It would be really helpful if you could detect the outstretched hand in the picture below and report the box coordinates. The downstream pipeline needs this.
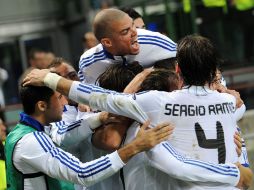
[22,69,50,87]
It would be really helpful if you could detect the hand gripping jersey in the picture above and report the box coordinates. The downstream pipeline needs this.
[78,29,177,84]
[68,82,242,189]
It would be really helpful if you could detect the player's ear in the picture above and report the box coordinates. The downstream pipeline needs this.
[37,101,47,112]
[101,38,112,48]
[175,63,181,74]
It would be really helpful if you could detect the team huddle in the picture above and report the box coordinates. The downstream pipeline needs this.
[5,8,253,190]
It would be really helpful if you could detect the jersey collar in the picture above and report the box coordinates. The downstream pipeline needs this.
[19,112,44,131]
[103,47,115,60]
[102,47,128,65]
[182,85,214,95]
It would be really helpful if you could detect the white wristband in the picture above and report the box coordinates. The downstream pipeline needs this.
[86,113,102,130]
[43,73,62,91]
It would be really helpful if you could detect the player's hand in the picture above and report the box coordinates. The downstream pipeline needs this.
[236,162,253,189]
[216,86,244,108]
[23,69,50,86]
[234,131,242,157]
[124,68,153,93]
[225,89,244,108]
[78,103,92,112]
[133,121,174,152]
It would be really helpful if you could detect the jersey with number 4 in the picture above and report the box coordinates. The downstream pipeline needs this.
[139,86,238,164]
[69,82,241,189]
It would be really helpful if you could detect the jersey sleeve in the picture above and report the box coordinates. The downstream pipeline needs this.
[68,82,241,186]
[137,29,177,62]
[69,81,149,124]
[78,45,105,83]
[146,141,240,186]
[234,104,246,121]
[49,113,102,147]
[78,52,88,82]
[14,132,125,187]
[237,127,250,167]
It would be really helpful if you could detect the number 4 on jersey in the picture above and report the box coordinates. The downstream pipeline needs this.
[195,122,226,163]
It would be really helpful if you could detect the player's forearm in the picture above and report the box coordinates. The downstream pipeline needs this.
[56,77,73,97]
[43,72,73,97]
[117,139,141,163]
[68,81,100,105]
[22,134,125,187]
[236,165,253,189]
[68,81,148,123]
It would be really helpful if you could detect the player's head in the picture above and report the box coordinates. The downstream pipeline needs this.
[48,57,79,106]
[83,32,98,50]
[93,8,140,55]
[28,48,47,69]
[177,35,219,86]
[153,57,177,71]
[120,7,145,29]
[97,61,143,92]
[20,86,66,125]
[48,57,79,81]
[140,69,181,92]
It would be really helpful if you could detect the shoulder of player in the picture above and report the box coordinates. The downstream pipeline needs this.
[214,91,236,100]
[79,44,106,69]
[137,29,176,45]
[80,44,104,61]
[15,131,54,154]
[135,90,170,100]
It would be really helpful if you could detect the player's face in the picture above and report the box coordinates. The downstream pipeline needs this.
[50,63,79,106]
[110,15,140,55]
[50,63,79,81]
[134,18,145,29]
[45,92,67,123]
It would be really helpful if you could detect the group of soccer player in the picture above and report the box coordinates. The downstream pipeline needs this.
[6,8,253,190]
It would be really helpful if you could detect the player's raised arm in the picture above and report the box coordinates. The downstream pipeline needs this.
[23,69,73,97]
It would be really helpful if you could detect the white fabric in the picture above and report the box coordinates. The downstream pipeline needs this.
[76,112,124,190]
[48,105,124,190]
[68,82,242,189]
[48,105,100,148]
[78,29,177,84]
[44,72,62,91]
[13,130,125,190]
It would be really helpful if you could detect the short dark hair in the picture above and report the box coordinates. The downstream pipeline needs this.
[20,86,54,115]
[47,57,72,69]
[177,35,220,86]
[120,7,142,20]
[93,8,126,41]
[153,57,177,71]
[97,62,143,92]
[140,69,180,92]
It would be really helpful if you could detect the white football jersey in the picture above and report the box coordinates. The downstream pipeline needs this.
[78,29,176,84]
[69,82,242,189]
[76,112,124,190]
